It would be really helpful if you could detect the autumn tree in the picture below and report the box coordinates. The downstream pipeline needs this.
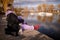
[23,7,29,18]
[37,4,42,12]
[41,4,47,12]
[57,4,60,9]
[48,4,54,13]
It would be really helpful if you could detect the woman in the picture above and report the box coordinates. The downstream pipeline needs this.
[5,9,20,36]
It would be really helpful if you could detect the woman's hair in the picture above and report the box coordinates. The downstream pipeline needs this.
[7,9,12,11]
[7,4,14,11]
[8,4,12,7]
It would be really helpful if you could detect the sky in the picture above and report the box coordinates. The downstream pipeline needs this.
[23,0,59,1]
[13,0,60,8]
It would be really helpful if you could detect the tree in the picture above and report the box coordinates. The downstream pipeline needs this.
[48,4,54,10]
[41,4,47,12]
[57,4,60,9]
[2,0,14,12]
[0,0,3,4]
[37,4,41,12]
[23,7,29,18]
[48,4,54,13]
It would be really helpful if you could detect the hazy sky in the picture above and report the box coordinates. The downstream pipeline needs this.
[19,0,60,2]
[13,0,60,8]
[14,0,60,2]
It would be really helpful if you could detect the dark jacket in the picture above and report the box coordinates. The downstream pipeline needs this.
[6,13,20,31]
